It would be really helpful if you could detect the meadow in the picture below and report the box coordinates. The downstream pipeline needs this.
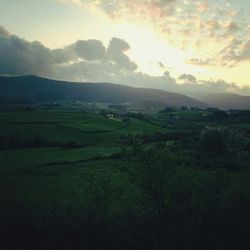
[0,106,249,250]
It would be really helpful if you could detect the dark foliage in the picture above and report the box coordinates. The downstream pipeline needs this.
[200,127,227,153]
[0,108,250,250]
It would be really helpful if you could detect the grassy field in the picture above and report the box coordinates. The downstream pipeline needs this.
[0,109,249,206]
[0,111,164,146]
[0,108,249,250]
[0,110,160,220]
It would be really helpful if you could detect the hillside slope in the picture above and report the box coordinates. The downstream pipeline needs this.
[0,75,207,108]
[198,93,250,110]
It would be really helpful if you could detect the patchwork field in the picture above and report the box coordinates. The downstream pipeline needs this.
[0,108,249,250]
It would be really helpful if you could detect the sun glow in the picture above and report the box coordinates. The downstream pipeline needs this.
[1,0,249,88]
[110,22,204,77]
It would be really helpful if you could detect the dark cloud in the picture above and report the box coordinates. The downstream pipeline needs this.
[56,61,250,96]
[52,47,76,64]
[179,74,197,84]
[73,39,106,61]
[56,60,122,82]
[106,37,137,71]
[0,34,54,76]
[0,26,10,37]
[200,79,239,93]
[172,79,250,98]
[0,27,136,78]
[0,25,249,97]
[52,39,106,64]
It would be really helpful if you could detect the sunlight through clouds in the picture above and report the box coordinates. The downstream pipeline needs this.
[56,0,250,86]
[0,0,250,92]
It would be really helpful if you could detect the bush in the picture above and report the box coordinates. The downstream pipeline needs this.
[200,127,227,153]
[61,141,80,149]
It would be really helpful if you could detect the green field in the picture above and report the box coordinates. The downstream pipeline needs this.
[0,111,164,146]
[0,108,249,250]
[0,110,162,228]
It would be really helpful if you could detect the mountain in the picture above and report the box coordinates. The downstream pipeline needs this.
[0,75,207,108]
[197,93,250,110]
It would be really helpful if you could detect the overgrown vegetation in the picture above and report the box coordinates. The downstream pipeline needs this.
[0,106,249,250]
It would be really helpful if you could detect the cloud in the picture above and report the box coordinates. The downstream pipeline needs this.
[52,39,106,64]
[53,37,137,72]
[206,19,221,33]
[0,33,54,76]
[240,40,250,61]
[220,39,250,65]
[0,26,10,37]
[0,26,137,78]
[0,25,249,97]
[59,0,177,20]
[188,58,214,66]
[227,22,240,33]
[179,74,197,84]
[196,1,209,13]
[52,47,76,64]
[106,37,137,71]
[57,0,250,69]
[73,39,106,61]
[174,78,250,97]
[96,0,177,19]
[0,25,139,80]
[158,62,165,69]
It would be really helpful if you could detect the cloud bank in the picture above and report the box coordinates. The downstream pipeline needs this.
[0,27,54,76]
[0,25,250,97]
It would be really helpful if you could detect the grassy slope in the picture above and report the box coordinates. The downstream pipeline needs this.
[1,110,249,216]
[0,159,137,226]
[0,110,161,217]
[0,111,164,145]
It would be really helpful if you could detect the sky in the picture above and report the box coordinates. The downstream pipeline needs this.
[0,0,250,96]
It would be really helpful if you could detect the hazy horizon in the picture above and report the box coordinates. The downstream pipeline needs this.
[1,0,250,96]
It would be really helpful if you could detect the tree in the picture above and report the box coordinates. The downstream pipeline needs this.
[131,145,226,250]
[200,127,227,153]
[131,146,187,250]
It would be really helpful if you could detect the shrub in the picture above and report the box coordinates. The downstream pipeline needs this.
[200,127,227,153]
[61,141,80,149]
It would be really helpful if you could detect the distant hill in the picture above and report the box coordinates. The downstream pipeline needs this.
[0,75,207,108]
[198,93,250,110]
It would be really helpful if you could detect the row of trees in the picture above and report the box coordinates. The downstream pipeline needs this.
[0,134,46,149]
[120,131,191,145]
[0,135,89,150]
[121,127,250,153]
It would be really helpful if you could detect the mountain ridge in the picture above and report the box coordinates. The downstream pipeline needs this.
[197,92,250,110]
[0,75,208,108]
